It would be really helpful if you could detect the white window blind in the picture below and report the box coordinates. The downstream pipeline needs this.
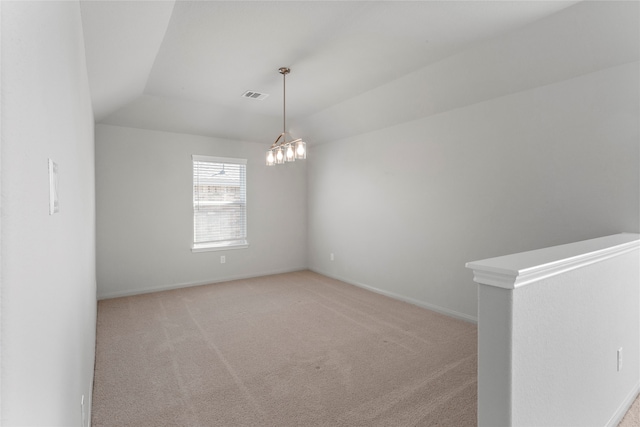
[192,155,248,251]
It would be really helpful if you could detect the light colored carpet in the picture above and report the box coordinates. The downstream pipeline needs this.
[92,270,477,426]
[619,393,639,427]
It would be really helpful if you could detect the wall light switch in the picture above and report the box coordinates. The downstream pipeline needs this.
[81,395,85,427]
[330,253,334,261]
[220,255,226,264]
[48,159,59,215]
[617,347,623,371]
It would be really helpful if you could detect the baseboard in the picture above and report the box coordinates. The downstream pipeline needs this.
[310,268,478,324]
[99,268,478,323]
[86,376,94,427]
[96,267,308,300]
[605,383,639,427]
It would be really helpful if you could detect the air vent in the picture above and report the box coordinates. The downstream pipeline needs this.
[242,91,269,100]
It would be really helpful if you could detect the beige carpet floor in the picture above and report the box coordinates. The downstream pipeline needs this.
[92,270,477,426]
[619,393,639,427]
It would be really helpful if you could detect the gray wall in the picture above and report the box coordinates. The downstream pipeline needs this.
[1,1,96,425]
[96,124,307,299]
[307,2,639,320]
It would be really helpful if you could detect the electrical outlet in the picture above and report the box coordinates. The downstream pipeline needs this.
[220,255,226,264]
[617,347,623,371]
[330,253,334,261]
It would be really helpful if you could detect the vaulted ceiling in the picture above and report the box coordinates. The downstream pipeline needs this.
[80,0,580,145]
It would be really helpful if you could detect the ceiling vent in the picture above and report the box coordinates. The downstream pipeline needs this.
[242,91,269,100]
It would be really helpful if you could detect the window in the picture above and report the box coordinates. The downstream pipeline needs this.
[192,155,248,252]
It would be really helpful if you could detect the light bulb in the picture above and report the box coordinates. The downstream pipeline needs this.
[276,150,283,161]
[295,140,306,160]
[266,150,275,165]
[286,145,295,161]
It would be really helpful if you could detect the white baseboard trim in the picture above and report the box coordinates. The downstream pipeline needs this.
[606,383,639,427]
[86,376,94,427]
[97,267,308,300]
[310,268,478,324]
[99,268,478,323]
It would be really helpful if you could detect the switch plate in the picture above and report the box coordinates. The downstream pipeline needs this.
[220,255,226,264]
[48,159,59,215]
[330,253,334,261]
[617,347,623,371]
[81,395,85,426]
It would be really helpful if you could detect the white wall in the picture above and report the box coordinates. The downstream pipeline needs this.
[1,1,96,426]
[470,234,639,426]
[512,248,639,426]
[307,1,639,321]
[95,124,307,299]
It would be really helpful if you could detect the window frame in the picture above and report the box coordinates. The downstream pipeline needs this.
[191,155,249,253]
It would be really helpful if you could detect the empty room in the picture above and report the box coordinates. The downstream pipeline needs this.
[1,0,639,426]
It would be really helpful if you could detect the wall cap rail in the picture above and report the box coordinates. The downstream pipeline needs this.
[466,233,640,289]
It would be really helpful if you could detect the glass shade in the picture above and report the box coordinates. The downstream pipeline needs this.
[285,144,295,162]
[275,147,285,164]
[295,139,306,160]
[266,150,275,166]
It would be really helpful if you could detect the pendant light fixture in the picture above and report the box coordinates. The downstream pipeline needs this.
[266,67,306,166]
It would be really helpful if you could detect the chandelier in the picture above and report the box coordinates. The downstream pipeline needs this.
[266,67,306,165]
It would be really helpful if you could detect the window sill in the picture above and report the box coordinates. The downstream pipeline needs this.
[192,241,249,253]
